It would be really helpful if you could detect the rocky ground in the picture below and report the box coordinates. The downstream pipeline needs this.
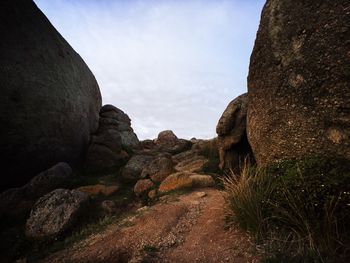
[1,128,260,263]
[40,188,259,263]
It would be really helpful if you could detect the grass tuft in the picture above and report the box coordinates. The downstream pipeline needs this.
[223,157,350,263]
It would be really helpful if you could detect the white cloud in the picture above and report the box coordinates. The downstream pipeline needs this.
[34,0,264,139]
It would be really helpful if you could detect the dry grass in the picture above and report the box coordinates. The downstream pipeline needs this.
[223,158,350,263]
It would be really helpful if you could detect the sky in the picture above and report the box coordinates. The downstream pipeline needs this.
[34,0,265,140]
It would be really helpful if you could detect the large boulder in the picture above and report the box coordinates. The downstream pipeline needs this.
[0,0,101,190]
[155,130,178,145]
[25,189,89,239]
[154,130,192,155]
[216,94,253,172]
[247,0,350,165]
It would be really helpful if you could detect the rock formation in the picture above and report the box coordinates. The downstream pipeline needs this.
[216,94,253,172]
[85,104,139,172]
[0,0,101,190]
[247,0,350,165]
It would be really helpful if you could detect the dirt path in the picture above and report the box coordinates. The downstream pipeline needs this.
[42,188,259,263]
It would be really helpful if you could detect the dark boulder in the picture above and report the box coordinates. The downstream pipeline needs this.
[216,94,253,172]
[0,162,73,220]
[121,154,155,181]
[247,0,350,165]
[0,0,101,190]
[85,105,139,172]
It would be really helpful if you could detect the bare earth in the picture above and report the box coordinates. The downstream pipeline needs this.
[42,189,259,263]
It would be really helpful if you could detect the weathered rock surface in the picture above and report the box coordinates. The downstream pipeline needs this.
[122,155,155,181]
[247,0,350,165]
[0,163,73,219]
[85,104,138,171]
[26,189,89,239]
[0,0,101,190]
[216,94,253,171]
[141,156,174,182]
[159,172,215,193]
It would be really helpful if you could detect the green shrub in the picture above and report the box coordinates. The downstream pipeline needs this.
[223,157,350,262]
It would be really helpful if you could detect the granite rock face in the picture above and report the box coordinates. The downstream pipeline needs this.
[0,0,101,190]
[216,94,253,171]
[247,0,350,165]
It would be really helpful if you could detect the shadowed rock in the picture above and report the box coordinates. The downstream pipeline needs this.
[216,94,253,172]
[122,154,156,181]
[0,163,73,220]
[0,0,101,190]
[85,104,139,172]
[247,0,350,165]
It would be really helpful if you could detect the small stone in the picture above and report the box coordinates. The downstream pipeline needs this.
[148,189,157,199]
[196,192,206,198]
[134,179,154,196]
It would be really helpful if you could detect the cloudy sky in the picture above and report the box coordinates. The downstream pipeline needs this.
[34,0,264,140]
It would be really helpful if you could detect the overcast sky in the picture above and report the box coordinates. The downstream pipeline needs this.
[34,0,264,140]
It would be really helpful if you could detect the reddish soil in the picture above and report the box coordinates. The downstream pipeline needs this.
[41,189,259,263]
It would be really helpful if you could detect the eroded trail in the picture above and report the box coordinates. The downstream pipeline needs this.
[43,189,259,263]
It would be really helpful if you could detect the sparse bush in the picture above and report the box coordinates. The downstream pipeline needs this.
[223,157,350,262]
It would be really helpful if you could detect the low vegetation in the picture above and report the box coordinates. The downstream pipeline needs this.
[223,157,350,263]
